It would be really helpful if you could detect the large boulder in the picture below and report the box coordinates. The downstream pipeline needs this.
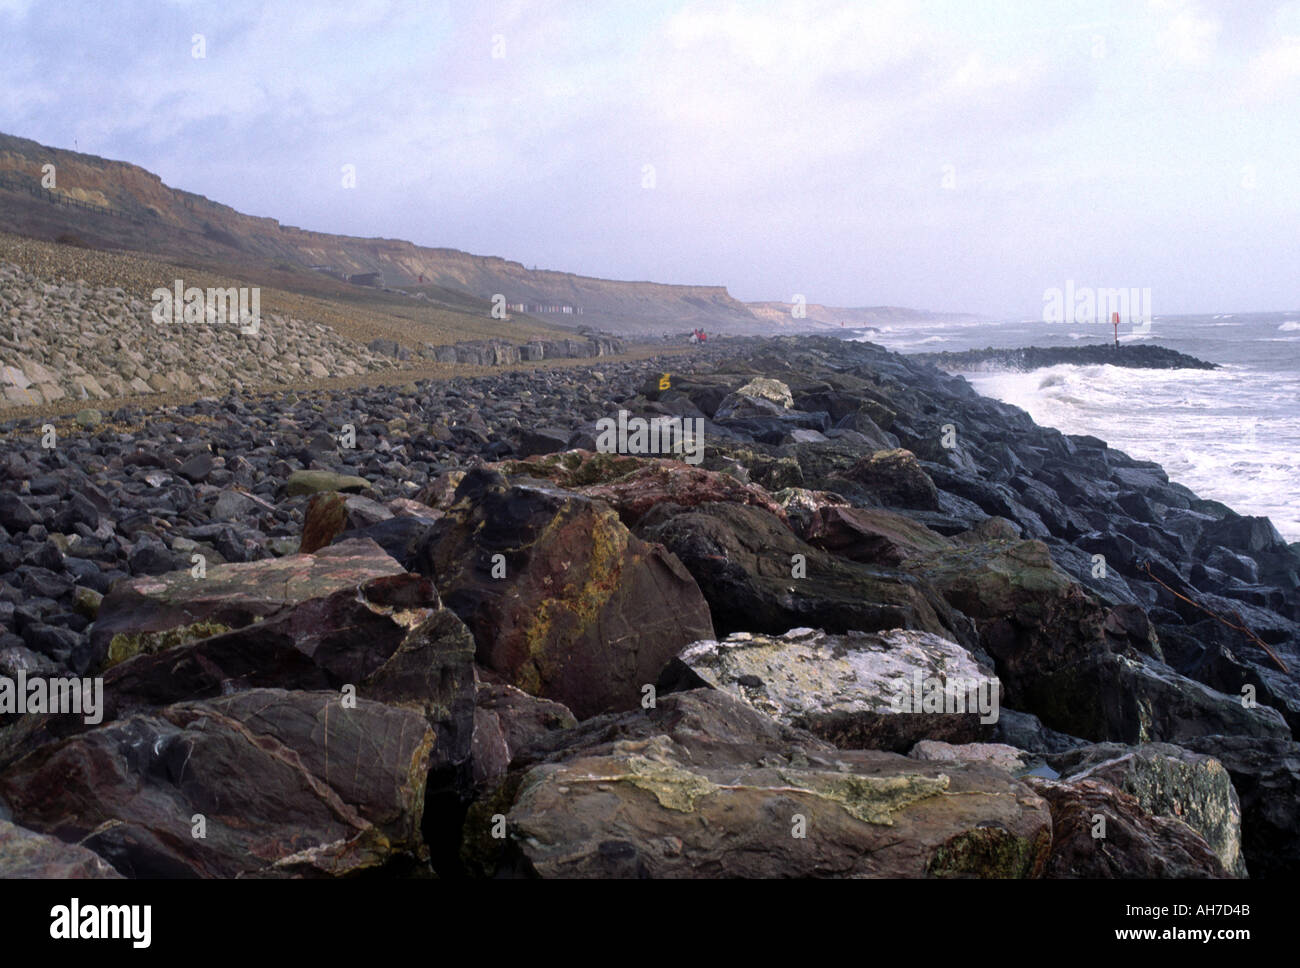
[490,449,791,529]
[0,689,434,878]
[92,575,475,771]
[88,538,406,670]
[800,505,953,564]
[574,462,788,526]
[465,689,1051,878]
[1048,742,1246,876]
[893,514,1291,746]
[489,450,646,488]
[735,377,793,408]
[470,680,578,791]
[413,469,714,718]
[785,436,890,494]
[722,448,805,492]
[1179,735,1300,878]
[0,573,475,772]
[908,740,1033,775]
[902,538,1112,736]
[1025,777,1228,878]
[839,449,941,510]
[661,627,999,752]
[638,500,971,645]
[712,392,831,443]
[904,537,1080,626]
[1028,650,1290,745]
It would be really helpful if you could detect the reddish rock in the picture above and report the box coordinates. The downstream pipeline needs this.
[89,538,406,670]
[802,505,953,564]
[388,496,443,520]
[414,470,466,509]
[0,689,435,878]
[478,450,790,525]
[0,820,123,878]
[471,680,578,790]
[575,461,788,526]
[299,490,348,553]
[301,492,414,554]
[0,574,480,789]
[1049,742,1246,876]
[106,574,476,768]
[1026,776,1228,878]
[414,468,715,719]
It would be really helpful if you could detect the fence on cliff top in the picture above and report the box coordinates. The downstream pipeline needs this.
[0,171,149,226]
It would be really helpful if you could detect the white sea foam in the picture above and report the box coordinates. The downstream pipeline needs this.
[962,362,1300,541]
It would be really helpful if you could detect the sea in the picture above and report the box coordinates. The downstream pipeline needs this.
[853,312,1300,542]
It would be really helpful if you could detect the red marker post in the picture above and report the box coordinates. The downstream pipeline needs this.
[1112,311,1120,349]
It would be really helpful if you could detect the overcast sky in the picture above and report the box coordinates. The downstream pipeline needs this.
[2,0,1298,316]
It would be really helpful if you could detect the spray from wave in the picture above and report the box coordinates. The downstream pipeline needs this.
[961,363,1300,542]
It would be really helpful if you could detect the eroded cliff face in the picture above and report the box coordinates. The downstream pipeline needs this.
[0,132,761,333]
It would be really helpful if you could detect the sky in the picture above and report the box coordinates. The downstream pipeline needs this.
[1,0,1298,317]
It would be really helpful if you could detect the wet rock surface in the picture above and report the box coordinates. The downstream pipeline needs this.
[910,344,1218,372]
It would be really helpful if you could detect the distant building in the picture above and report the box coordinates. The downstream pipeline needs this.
[516,302,582,315]
[308,265,348,281]
[348,271,384,287]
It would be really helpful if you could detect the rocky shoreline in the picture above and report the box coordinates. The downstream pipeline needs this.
[909,343,1219,371]
[0,334,1296,878]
